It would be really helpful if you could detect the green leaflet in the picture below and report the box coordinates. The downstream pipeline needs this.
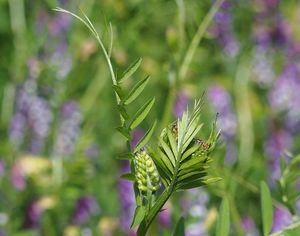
[173,217,185,236]
[117,104,129,120]
[120,173,135,181]
[117,153,132,160]
[216,197,230,236]
[260,181,273,236]
[112,84,124,99]
[131,206,146,228]
[116,126,131,139]
[119,58,142,82]
[130,97,155,129]
[124,76,150,105]
[134,120,157,153]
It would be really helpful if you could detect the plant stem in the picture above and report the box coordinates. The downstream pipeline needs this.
[178,0,225,81]
[137,152,181,235]
[160,0,224,129]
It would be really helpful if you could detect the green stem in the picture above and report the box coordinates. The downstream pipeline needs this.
[9,0,27,82]
[137,153,181,235]
[160,0,224,129]
[178,0,225,81]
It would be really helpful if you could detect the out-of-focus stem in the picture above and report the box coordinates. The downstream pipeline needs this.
[178,0,225,81]
[160,0,224,130]
[234,59,254,169]
[9,0,27,82]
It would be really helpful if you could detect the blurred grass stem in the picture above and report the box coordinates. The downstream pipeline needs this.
[9,0,27,82]
[160,0,224,130]
[178,0,225,81]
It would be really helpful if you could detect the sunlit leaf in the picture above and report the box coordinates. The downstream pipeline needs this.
[124,76,149,105]
[260,181,273,236]
[119,58,142,82]
[216,197,230,236]
[130,97,155,129]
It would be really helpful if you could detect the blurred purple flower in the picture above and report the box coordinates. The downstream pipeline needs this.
[158,201,172,227]
[270,207,293,233]
[0,161,5,176]
[73,196,99,225]
[252,48,275,87]
[264,127,292,180]
[85,144,99,158]
[118,161,135,234]
[9,112,26,148]
[210,0,240,58]
[181,189,209,236]
[131,129,144,150]
[9,80,53,154]
[23,200,42,229]
[242,217,259,236]
[173,91,189,118]
[10,161,26,191]
[54,101,81,156]
[208,85,237,140]
[268,63,300,132]
[48,13,72,37]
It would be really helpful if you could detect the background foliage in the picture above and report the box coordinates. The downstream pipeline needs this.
[1,0,300,235]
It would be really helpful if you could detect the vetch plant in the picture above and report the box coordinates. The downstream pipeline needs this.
[54,7,221,236]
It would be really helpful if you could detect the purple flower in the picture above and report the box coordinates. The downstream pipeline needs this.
[54,101,81,156]
[268,63,300,132]
[85,144,99,158]
[10,161,26,191]
[72,196,99,225]
[0,161,5,176]
[158,201,172,227]
[48,13,72,37]
[210,0,240,58]
[181,189,209,236]
[270,207,293,233]
[252,48,275,87]
[264,127,292,180]
[9,80,53,154]
[23,200,42,229]
[131,129,144,150]
[173,91,189,118]
[208,85,237,140]
[9,112,26,148]
[242,217,259,236]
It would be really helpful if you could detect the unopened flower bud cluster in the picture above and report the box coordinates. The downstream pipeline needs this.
[134,151,160,193]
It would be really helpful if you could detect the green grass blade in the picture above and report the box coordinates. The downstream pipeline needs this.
[260,181,273,236]
[131,206,146,228]
[173,217,185,236]
[216,197,230,236]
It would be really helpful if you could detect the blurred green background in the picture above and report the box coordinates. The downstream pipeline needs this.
[1,0,300,235]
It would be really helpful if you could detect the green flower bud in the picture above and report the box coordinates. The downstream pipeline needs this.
[134,150,161,193]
